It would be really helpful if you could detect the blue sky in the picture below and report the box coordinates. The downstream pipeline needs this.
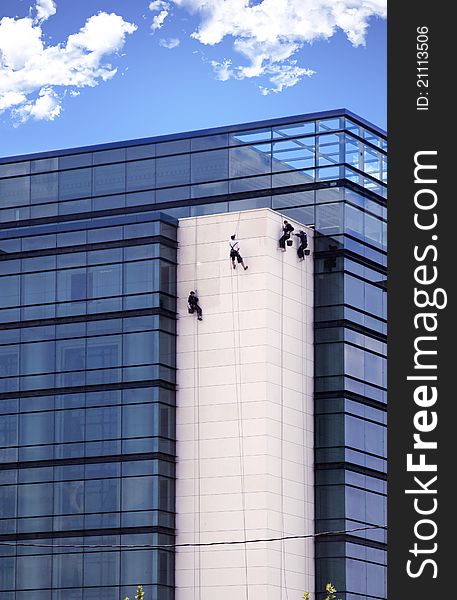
[0,0,386,158]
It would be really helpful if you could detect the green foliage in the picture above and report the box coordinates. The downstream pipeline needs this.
[124,584,144,600]
[303,582,339,600]
[324,583,337,600]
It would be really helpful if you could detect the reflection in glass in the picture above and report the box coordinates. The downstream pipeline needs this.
[156,155,190,187]
[0,177,30,207]
[59,168,92,200]
[31,172,58,203]
[127,159,155,191]
[93,164,126,196]
[191,149,228,183]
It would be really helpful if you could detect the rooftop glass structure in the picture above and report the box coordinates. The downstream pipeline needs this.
[0,109,387,600]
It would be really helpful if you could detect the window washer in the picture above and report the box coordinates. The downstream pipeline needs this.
[229,235,248,270]
[294,230,308,260]
[188,291,203,320]
[279,220,294,250]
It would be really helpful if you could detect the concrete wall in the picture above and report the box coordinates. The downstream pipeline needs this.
[175,208,314,600]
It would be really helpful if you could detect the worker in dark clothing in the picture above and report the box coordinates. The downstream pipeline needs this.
[229,235,248,270]
[279,220,294,250]
[188,291,203,320]
[295,230,308,260]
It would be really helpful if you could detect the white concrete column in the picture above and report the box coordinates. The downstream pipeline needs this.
[175,208,314,600]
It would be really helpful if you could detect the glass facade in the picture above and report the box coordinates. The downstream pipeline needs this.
[0,211,177,600]
[0,109,387,599]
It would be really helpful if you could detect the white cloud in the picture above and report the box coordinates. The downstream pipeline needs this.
[259,63,315,95]
[211,59,233,82]
[149,1,171,30]
[13,87,61,122]
[0,3,137,123]
[159,37,180,48]
[149,0,169,10]
[167,0,386,92]
[0,91,27,111]
[35,0,56,22]
[151,10,169,30]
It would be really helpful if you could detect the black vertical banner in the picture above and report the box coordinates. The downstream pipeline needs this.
[389,0,452,597]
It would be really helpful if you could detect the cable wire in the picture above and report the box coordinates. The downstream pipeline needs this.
[0,526,386,549]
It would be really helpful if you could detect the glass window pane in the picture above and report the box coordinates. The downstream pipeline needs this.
[272,138,315,171]
[191,149,228,183]
[156,139,190,156]
[160,261,176,296]
[126,144,156,160]
[56,339,86,373]
[93,148,125,165]
[55,409,85,442]
[229,175,271,193]
[57,268,87,302]
[318,117,343,131]
[0,177,30,206]
[191,134,228,151]
[0,415,18,448]
[124,260,157,294]
[0,556,15,590]
[59,168,92,200]
[365,212,383,247]
[1,275,20,308]
[87,335,121,369]
[191,181,228,198]
[19,411,54,445]
[126,159,155,192]
[0,161,30,177]
[18,483,53,516]
[52,553,83,588]
[30,172,58,203]
[156,185,190,203]
[315,203,343,234]
[156,155,190,187]
[16,555,52,589]
[54,481,84,514]
[85,478,120,512]
[123,331,157,366]
[272,121,315,138]
[93,164,126,196]
[59,153,92,169]
[0,485,16,516]
[83,551,120,586]
[229,196,271,212]
[230,128,271,144]
[31,157,59,173]
[20,341,55,375]
[318,133,344,166]
[122,404,156,438]
[272,190,314,209]
[89,264,122,298]
[122,475,156,510]
[0,345,19,383]
[229,145,271,178]
[280,206,314,226]
[345,203,364,237]
[86,406,121,440]
[120,549,154,585]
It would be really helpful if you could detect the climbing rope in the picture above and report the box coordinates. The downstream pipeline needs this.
[229,210,250,600]
[279,231,289,600]
[300,236,310,598]
[192,216,202,600]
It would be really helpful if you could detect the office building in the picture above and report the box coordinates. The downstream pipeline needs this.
[0,109,387,600]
